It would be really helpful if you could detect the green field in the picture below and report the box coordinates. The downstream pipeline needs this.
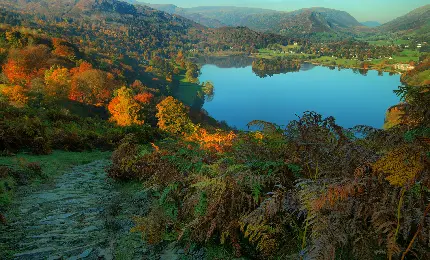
[392,49,421,62]
[257,46,310,59]
[174,73,202,106]
[367,39,410,46]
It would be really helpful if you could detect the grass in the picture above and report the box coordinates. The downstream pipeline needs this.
[311,56,360,67]
[0,150,112,178]
[367,39,411,46]
[392,49,420,63]
[256,48,311,60]
[174,72,202,106]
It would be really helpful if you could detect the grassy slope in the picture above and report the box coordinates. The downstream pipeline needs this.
[174,72,202,106]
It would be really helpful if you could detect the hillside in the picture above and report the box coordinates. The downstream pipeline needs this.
[380,4,430,32]
[142,4,226,28]
[240,7,361,37]
[361,21,381,27]
[144,4,361,37]
[142,4,276,28]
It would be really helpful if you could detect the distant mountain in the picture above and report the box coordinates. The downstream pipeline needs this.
[361,21,381,27]
[176,6,276,27]
[240,7,361,36]
[379,4,430,32]
[140,4,275,28]
[142,4,226,28]
[142,4,362,37]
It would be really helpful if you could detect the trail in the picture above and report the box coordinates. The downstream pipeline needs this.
[0,160,147,259]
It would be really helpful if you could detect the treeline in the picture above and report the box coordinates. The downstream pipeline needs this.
[195,26,291,54]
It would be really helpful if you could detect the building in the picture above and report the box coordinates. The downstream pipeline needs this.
[394,63,415,71]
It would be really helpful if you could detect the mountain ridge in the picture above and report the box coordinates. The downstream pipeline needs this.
[141,3,362,36]
[379,4,430,32]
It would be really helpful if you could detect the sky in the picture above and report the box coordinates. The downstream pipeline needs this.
[144,0,429,23]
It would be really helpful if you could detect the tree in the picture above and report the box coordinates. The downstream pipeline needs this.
[1,85,28,108]
[2,45,52,86]
[156,96,193,135]
[185,62,200,83]
[44,66,71,99]
[202,81,215,102]
[108,86,143,127]
[69,69,116,106]
[134,92,154,104]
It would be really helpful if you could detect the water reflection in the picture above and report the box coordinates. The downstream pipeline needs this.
[196,64,401,129]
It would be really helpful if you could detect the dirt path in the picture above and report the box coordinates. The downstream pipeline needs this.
[0,159,205,260]
[0,160,149,259]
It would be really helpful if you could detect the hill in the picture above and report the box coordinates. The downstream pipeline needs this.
[143,4,361,38]
[240,7,361,37]
[361,21,381,27]
[0,0,292,61]
[379,4,430,32]
[142,4,226,28]
[141,4,276,28]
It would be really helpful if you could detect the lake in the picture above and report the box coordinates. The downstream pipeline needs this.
[190,62,401,130]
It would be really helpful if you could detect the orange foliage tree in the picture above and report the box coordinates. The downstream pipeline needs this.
[2,45,52,86]
[134,92,154,104]
[69,68,116,106]
[2,59,32,86]
[1,85,28,108]
[156,96,193,135]
[52,38,75,58]
[108,86,144,127]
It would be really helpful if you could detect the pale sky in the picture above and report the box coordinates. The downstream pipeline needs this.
[144,0,429,23]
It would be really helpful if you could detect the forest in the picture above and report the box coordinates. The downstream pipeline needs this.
[0,0,429,259]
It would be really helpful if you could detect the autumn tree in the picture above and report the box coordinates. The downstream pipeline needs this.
[2,45,52,86]
[70,68,116,106]
[44,66,71,99]
[108,86,144,127]
[156,96,193,135]
[52,38,75,58]
[176,50,184,64]
[134,92,154,104]
[1,85,28,108]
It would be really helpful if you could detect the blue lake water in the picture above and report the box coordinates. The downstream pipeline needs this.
[198,64,401,130]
